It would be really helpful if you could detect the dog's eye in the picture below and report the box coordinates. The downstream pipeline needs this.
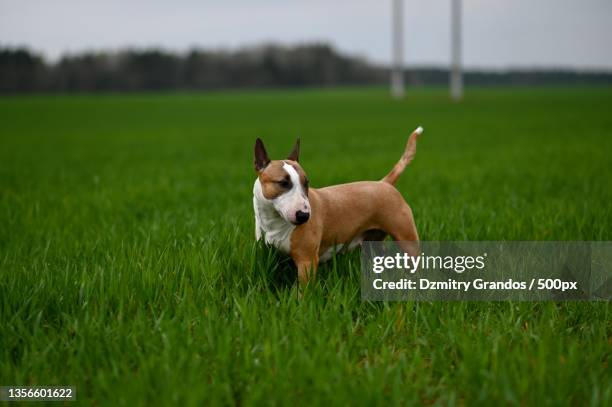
[303,178,309,190]
[277,179,292,188]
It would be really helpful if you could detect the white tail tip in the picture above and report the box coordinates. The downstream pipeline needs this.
[415,126,424,135]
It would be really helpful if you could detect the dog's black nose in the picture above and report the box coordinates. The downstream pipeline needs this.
[295,210,310,224]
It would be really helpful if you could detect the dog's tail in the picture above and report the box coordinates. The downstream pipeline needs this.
[382,126,423,186]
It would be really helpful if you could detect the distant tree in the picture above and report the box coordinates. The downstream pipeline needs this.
[0,48,48,92]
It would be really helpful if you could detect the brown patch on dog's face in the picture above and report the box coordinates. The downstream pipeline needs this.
[258,161,292,199]
[258,160,309,199]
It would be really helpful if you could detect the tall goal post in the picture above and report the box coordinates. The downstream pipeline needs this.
[450,0,463,100]
[391,0,405,99]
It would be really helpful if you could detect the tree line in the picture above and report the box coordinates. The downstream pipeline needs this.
[1,44,611,93]
[0,44,384,93]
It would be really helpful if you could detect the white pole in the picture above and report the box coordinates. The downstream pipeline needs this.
[391,0,404,99]
[450,0,463,100]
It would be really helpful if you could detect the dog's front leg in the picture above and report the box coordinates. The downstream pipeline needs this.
[289,225,320,284]
[294,255,319,285]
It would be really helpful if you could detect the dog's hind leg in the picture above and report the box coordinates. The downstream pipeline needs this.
[378,205,420,257]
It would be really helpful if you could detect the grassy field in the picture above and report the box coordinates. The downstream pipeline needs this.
[1,87,611,405]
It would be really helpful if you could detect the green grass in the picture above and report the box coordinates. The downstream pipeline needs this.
[1,87,611,405]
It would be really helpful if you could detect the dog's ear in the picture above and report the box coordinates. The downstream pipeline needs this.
[287,138,300,162]
[254,138,270,172]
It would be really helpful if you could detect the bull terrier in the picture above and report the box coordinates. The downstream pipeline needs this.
[253,127,422,284]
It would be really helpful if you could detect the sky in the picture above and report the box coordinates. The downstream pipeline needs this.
[1,0,611,70]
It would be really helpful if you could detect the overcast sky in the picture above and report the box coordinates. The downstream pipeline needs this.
[1,0,611,70]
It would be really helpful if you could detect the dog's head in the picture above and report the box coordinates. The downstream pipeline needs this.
[253,138,311,225]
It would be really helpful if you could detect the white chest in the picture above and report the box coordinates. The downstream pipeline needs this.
[253,182,295,254]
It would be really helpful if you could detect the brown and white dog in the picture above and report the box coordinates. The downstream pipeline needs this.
[253,127,423,284]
